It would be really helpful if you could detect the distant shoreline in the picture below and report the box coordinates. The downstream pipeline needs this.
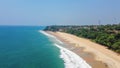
[46,31,120,68]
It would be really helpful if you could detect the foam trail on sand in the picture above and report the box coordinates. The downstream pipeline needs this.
[40,30,92,68]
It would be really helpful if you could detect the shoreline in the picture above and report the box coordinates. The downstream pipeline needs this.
[46,31,120,68]
[40,30,92,68]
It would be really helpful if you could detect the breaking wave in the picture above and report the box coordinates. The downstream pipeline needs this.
[40,30,91,68]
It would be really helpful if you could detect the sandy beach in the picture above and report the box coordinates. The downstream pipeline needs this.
[46,31,120,68]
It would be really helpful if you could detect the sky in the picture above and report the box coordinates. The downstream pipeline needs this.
[0,0,120,26]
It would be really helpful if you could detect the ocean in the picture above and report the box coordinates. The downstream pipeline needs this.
[0,26,91,68]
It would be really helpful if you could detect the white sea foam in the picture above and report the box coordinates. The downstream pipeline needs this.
[39,30,63,44]
[39,30,55,38]
[39,30,92,68]
[54,44,91,68]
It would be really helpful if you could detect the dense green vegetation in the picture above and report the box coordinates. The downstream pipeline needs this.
[44,24,120,53]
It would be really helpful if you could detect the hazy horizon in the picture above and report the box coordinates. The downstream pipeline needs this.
[0,0,120,26]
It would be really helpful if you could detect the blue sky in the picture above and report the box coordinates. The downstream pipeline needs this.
[0,0,120,25]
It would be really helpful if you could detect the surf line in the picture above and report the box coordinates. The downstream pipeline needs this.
[40,30,92,68]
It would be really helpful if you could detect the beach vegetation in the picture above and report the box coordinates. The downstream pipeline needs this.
[44,24,120,53]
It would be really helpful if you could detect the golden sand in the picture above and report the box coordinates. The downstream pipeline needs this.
[47,31,120,68]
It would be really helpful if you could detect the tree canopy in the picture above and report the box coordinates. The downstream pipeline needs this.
[44,24,120,53]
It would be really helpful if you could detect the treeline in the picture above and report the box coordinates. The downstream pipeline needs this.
[44,24,120,53]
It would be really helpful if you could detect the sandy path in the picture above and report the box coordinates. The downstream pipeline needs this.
[54,32,120,68]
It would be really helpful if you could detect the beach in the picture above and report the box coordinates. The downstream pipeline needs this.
[46,31,120,68]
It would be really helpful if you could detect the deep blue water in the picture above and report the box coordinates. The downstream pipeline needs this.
[0,26,64,68]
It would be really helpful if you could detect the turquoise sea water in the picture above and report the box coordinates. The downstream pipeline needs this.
[0,26,64,68]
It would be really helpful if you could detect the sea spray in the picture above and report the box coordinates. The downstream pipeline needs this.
[40,30,92,68]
